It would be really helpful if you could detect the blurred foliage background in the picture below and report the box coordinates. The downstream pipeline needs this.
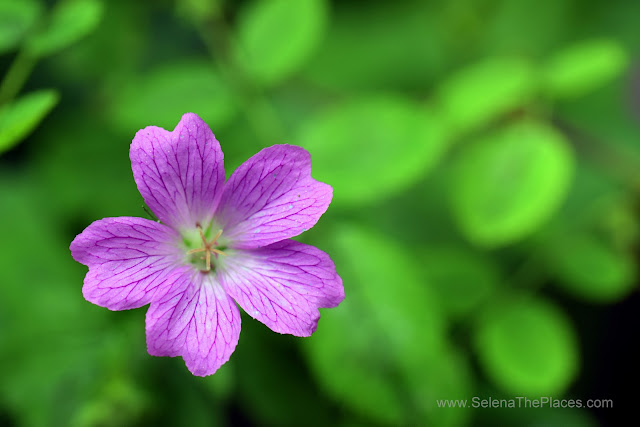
[0,0,638,425]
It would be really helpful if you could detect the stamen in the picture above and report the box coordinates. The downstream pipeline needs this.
[197,225,207,244]
[187,225,226,271]
[210,229,223,245]
[212,248,227,256]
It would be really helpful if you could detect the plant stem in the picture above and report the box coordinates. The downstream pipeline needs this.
[0,50,37,106]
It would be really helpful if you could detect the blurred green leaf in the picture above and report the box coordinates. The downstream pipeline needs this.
[450,120,574,247]
[71,376,150,427]
[108,60,236,133]
[0,89,59,154]
[303,1,445,91]
[235,0,327,86]
[544,39,628,98]
[420,246,500,319]
[175,0,221,23]
[307,299,406,425]
[305,226,458,425]
[437,57,537,135]
[474,296,580,396]
[547,234,637,303]
[202,361,235,401]
[235,321,335,426]
[298,96,449,206]
[0,0,42,54]
[26,0,103,57]
[0,179,111,427]
[480,0,572,57]
[46,0,148,84]
[402,347,473,427]
[32,113,142,222]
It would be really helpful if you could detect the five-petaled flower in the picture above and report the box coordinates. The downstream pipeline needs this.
[70,113,344,376]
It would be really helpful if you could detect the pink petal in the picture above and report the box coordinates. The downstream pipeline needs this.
[145,271,241,376]
[70,217,184,310]
[218,240,344,337]
[130,112,225,230]
[215,145,332,249]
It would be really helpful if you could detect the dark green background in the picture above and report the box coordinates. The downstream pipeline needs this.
[0,0,637,426]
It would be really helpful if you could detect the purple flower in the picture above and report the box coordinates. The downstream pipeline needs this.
[70,113,344,376]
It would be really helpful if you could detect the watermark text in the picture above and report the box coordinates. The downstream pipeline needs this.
[436,397,613,409]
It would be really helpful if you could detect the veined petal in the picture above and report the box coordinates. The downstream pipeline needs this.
[215,145,332,249]
[70,217,184,310]
[146,271,241,377]
[130,112,225,230]
[218,240,344,337]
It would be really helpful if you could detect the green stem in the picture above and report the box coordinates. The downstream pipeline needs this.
[0,50,37,105]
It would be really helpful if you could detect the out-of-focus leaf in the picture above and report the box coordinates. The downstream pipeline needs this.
[305,226,463,425]
[71,376,150,427]
[547,234,637,303]
[307,300,405,425]
[480,0,572,57]
[437,57,537,135]
[47,0,147,84]
[202,360,235,401]
[26,0,103,57]
[450,120,574,247]
[235,321,335,426]
[0,179,111,427]
[544,39,628,98]
[402,347,473,427]
[175,0,221,23]
[235,0,327,86]
[303,1,445,91]
[474,296,579,396]
[298,97,449,206]
[0,89,59,154]
[32,113,141,222]
[108,61,236,133]
[420,247,500,319]
[0,0,42,54]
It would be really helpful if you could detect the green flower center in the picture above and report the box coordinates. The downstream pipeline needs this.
[183,223,227,272]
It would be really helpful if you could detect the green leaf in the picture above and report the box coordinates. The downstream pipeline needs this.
[235,0,327,86]
[305,226,458,425]
[474,296,579,396]
[544,39,628,98]
[437,57,537,135]
[420,247,500,319]
[108,60,236,133]
[0,180,111,427]
[0,89,59,154]
[26,0,103,57]
[70,376,150,427]
[480,0,571,57]
[306,300,406,425]
[450,120,574,247]
[31,113,142,222]
[303,1,445,91]
[298,96,450,206]
[234,321,333,427]
[0,0,42,54]
[548,234,637,303]
[175,0,221,23]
